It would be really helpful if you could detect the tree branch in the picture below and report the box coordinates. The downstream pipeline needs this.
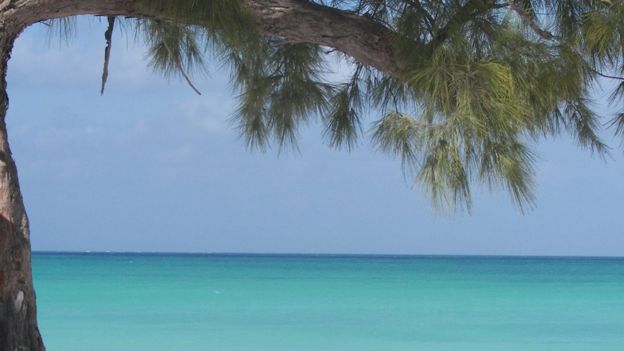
[11,0,402,76]
[592,69,624,81]
[159,36,202,95]
[506,1,561,41]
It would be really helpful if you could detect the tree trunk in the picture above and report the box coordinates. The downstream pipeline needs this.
[0,1,404,350]
[0,22,45,351]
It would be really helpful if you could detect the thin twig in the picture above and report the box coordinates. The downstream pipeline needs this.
[592,69,624,81]
[505,2,623,81]
[507,1,561,41]
[161,38,202,95]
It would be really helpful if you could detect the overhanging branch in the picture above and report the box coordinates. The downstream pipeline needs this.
[12,0,402,76]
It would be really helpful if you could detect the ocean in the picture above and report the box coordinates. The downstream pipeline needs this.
[32,253,624,350]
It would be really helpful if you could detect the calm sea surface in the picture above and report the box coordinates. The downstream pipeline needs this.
[33,253,624,350]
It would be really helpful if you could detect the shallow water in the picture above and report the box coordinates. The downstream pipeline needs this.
[33,253,624,350]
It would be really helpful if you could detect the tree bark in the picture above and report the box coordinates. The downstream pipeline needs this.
[9,0,401,75]
[0,20,45,351]
[0,1,401,350]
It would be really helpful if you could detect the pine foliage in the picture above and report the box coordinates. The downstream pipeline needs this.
[47,0,624,211]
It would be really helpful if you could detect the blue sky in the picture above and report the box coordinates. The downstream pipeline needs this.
[6,17,624,256]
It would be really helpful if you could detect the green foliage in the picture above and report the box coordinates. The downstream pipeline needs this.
[228,41,332,150]
[47,0,624,211]
[323,66,364,150]
[43,17,77,43]
[140,20,205,79]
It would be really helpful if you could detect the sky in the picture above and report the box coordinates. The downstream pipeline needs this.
[5,17,624,256]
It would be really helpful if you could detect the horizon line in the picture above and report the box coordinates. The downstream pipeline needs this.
[31,250,624,259]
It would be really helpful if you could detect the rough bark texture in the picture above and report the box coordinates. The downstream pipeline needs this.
[0,1,400,350]
[0,19,44,351]
[245,0,400,74]
[11,0,401,74]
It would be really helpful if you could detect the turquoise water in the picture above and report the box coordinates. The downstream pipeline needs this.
[33,253,624,350]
